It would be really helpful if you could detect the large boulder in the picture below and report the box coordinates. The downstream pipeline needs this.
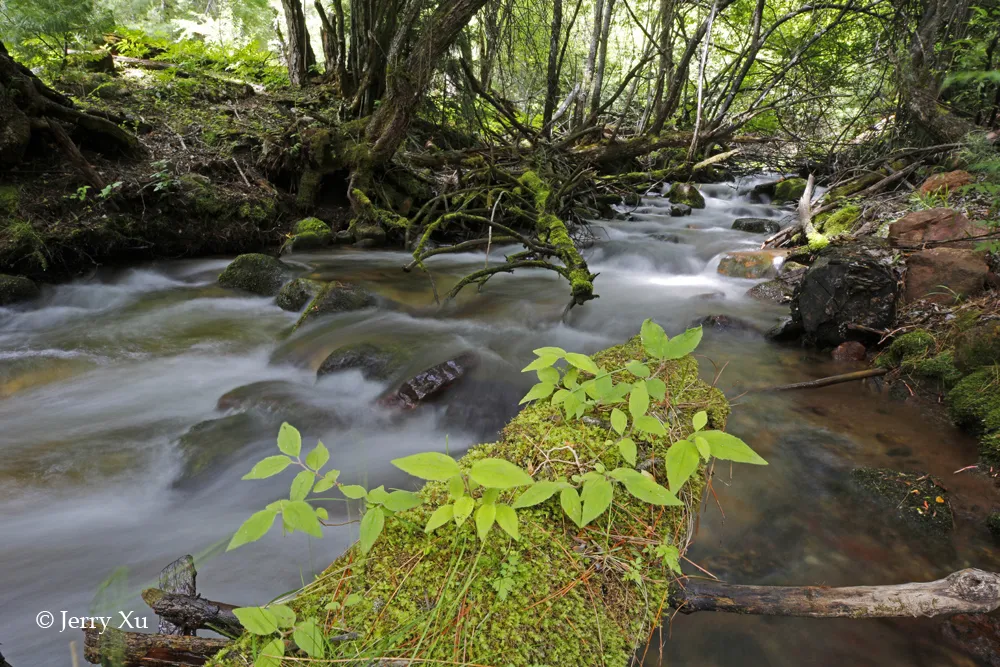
[317,342,407,381]
[218,254,292,296]
[717,250,786,279]
[276,278,324,312]
[294,281,377,328]
[918,170,972,195]
[732,217,780,234]
[667,183,705,209]
[904,247,988,303]
[888,208,988,248]
[0,274,39,305]
[791,241,898,347]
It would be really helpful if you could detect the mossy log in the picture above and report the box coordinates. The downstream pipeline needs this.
[83,627,229,666]
[211,338,729,666]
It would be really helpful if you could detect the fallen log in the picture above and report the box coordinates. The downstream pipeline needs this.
[671,568,1000,618]
[142,589,243,638]
[82,627,229,666]
[750,368,887,392]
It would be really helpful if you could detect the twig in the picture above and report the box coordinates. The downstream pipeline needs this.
[747,368,888,393]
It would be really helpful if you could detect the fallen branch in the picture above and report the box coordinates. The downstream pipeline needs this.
[750,368,887,392]
[672,568,1000,618]
[141,589,243,637]
[82,627,229,666]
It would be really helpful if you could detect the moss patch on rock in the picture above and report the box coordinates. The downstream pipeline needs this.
[217,253,292,296]
[0,273,39,306]
[276,278,324,312]
[816,204,861,236]
[773,177,807,204]
[850,467,953,538]
[210,338,730,667]
[294,281,376,329]
[947,367,1000,432]
[667,182,706,208]
[0,185,19,216]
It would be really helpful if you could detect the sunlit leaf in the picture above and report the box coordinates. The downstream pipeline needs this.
[391,452,461,481]
[495,504,519,540]
[339,484,368,500]
[641,319,669,358]
[692,411,708,431]
[305,441,329,470]
[665,439,699,492]
[243,455,291,480]
[633,414,666,436]
[564,352,601,375]
[227,509,277,551]
[233,607,278,635]
[661,326,702,360]
[289,470,315,501]
[617,437,637,466]
[611,408,627,435]
[699,430,768,465]
[560,487,583,527]
[512,480,566,508]
[359,506,384,553]
[425,503,455,533]
[313,469,341,493]
[626,360,650,378]
[475,502,496,540]
[580,477,614,526]
[519,381,555,404]
[522,355,559,372]
[454,496,475,526]
[383,490,422,513]
[277,422,301,457]
[469,458,533,489]
[629,382,649,420]
[283,500,324,538]
[293,619,325,658]
[254,638,284,667]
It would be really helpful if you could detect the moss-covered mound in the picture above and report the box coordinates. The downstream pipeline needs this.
[816,204,861,236]
[667,182,706,208]
[850,467,953,538]
[947,367,1000,432]
[283,218,333,253]
[955,322,1000,371]
[211,338,729,667]
[218,253,292,296]
[0,273,39,306]
[876,330,962,388]
[773,177,807,204]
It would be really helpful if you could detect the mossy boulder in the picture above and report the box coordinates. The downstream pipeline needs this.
[955,322,1000,371]
[317,342,407,381]
[294,281,376,329]
[879,330,936,366]
[947,367,1000,432]
[210,338,731,667]
[850,467,953,537]
[667,182,706,208]
[276,278,324,312]
[294,218,331,236]
[816,204,861,236]
[283,218,333,253]
[218,254,292,296]
[772,177,807,204]
[0,273,39,305]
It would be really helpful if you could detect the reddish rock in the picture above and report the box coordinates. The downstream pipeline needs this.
[905,247,989,303]
[716,250,788,279]
[888,208,988,248]
[942,614,1000,667]
[832,341,867,361]
[918,170,972,195]
[379,353,478,409]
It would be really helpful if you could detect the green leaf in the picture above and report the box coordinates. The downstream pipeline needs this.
[233,607,279,635]
[519,381,555,404]
[617,437,637,466]
[289,470,315,501]
[448,474,466,500]
[562,367,580,388]
[699,430,768,465]
[359,507,385,553]
[495,504,519,540]
[537,366,560,384]
[454,496,475,526]
[277,422,301,457]
[469,458,533,489]
[692,411,708,432]
[283,500,324,538]
[482,488,500,504]
[391,452,461,481]
[227,509,277,551]
[425,503,454,533]
[512,480,565,508]
[366,485,390,505]
[610,408,627,435]
[665,439,700,492]
[339,484,368,500]
[560,487,583,527]
[646,378,666,401]
[659,544,681,574]
[580,477,614,526]
[626,360,650,378]
[475,503,496,540]
[305,441,329,470]
[564,352,600,375]
[641,319,669,359]
[633,414,666,436]
[315,507,328,520]
[618,471,683,506]
[661,326,703,360]
[551,388,570,404]
[293,619,326,658]
[268,605,296,628]
[243,455,291,480]
[582,379,601,400]
[563,389,582,417]
[384,490,422,513]
[629,382,649,420]
[595,374,614,399]
[344,593,363,607]
[314,469,341,493]
[254,638,284,667]
[694,435,711,460]
[522,355,559,372]
[533,346,566,357]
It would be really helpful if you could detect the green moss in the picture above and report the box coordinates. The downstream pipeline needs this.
[275,278,323,312]
[773,177,807,203]
[518,170,551,211]
[0,186,19,216]
[826,171,884,201]
[0,273,39,306]
[947,367,1000,432]
[980,433,1000,470]
[211,339,729,667]
[217,253,291,296]
[348,188,408,243]
[294,217,331,236]
[850,467,953,537]
[3,220,48,272]
[296,170,323,209]
[901,351,963,387]
[987,511,1000,540]
[878,330,936,368]
[806,231,829,251]
[667,182,706,208]
[817,205,861,236]
[955,322,1000,371]
[294,281,376,329]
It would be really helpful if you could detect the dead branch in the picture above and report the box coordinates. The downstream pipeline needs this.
[750,368,887,392]
[82,627,229,666]
[141,589,243,637]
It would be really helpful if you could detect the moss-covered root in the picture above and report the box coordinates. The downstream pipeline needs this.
[211,338,729,667]
[348,188,408,247]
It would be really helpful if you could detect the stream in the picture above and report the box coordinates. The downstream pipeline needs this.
[2,176,999,666]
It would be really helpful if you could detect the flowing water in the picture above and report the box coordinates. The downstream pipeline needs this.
[2,177,998,666]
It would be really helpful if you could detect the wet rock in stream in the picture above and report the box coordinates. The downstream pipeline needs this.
[174,412,272,483]
[942,614,1000,667]
[732,217,780,234]
[217,253,292,296]
[294,281,377,329]
[716,250,786,279]
[0,273,40,305]
[696,314,762,335]
[379,352,478,410]
[216,380,339,428]
[317,342,408,381]
[276,278,324,312]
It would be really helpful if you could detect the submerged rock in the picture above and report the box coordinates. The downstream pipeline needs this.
[317,342,406,381]
[379,352,478,409]
[652,233,681,243]
[942,613,1000,667]
[276,278,324,312]
[849,467,953,537]
[667,183,705,209]
[218,253,291,296]
[295,281,377,329]
[831,341,866,361]
[732,217,780,234]
[904,247,988,304]
[717,250,785,279]
[0,274,39,305]
[697,314,761,334]
[746,272,800,304]
[669,204,692,217]
[216,380,337,428]
[175,412,269,482]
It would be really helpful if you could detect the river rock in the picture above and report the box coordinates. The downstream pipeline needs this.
[732,217,780,234]
[850,467,953,537]
[746,278,795,304]
[942,614,1000,667]
[791,241,898,347]
[670,204,692,216]
[904,247,989,303]
[888,208,988,248]
[696,314,761,334]
[276,278,324,312]
[295,281,377,328]
[283,217,332,252]
[0,274,39,305]
[717,250,786,279]
[216,380,336,427]
[317,342,405,381]
[652,233,681,243]
[918,170,972,195]
[175,412,270,482]
[218,253,292,296]
[379,352,478,410]
[831,341,866,361]
[773,177,807,204]
[667,183,705,208]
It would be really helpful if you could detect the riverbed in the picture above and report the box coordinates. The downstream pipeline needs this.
[1,177,997,666]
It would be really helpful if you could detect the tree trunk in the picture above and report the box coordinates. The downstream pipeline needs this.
[588,0,617,118]
[541,0,564,137]
[280,0,311,86]
[574,0,605,128]
[672,569,1000,618]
